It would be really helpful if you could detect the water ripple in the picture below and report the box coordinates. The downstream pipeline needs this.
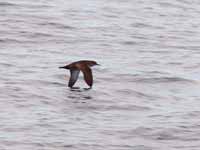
[0,0,200,149]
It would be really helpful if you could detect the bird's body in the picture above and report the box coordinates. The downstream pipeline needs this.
[59,60,99,88]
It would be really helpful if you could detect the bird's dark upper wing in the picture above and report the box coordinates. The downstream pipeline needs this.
[68,70,80,87]
[81,66,93,87]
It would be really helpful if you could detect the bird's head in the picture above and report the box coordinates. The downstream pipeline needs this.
[88,61,100,67]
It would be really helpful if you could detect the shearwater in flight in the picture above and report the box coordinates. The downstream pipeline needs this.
[59,60,99,88]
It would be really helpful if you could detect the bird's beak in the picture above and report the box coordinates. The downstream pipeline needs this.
[96,63,100,66]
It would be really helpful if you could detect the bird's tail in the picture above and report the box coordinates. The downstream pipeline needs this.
[59,65,69,69]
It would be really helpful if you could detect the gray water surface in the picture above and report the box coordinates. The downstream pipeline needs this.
[1,0,200,149]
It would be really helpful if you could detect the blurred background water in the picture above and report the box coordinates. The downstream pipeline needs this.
[1,0,200,149]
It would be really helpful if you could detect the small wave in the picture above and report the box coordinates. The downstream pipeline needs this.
[131,22,164,30]
[0,38,35,44]
[0,2,16,7]
[0,62,14,67]
[22,32,54,38]
[103,14,119,18]
[158,2,186,10]
[31,80,66,87]
[136,77,196,84]
[122,41,137,45]
[0,2,50,9]
[116,89,162,101]
[116,89,149,97]
[105,104,151,111]
[39,22,75,30]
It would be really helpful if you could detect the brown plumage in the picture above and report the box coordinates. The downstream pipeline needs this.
[59,60,99,88]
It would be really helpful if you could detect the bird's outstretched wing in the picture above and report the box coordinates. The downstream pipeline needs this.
[81,66,93,87]
[68,70,80,88]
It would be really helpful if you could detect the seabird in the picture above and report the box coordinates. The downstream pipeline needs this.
[59,60,99,88]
